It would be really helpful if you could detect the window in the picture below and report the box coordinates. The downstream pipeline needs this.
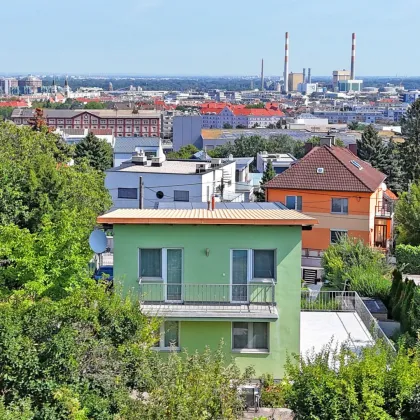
[232,322,268,351]
[285,195,302,211]
[330,229,348,244]
[117,188,137,199]
[331,198,348,214]
[154,321,179,349]
[143,119,150,124]
[253,250,275,279]
[139,249,162,277]
[174,190,189,202]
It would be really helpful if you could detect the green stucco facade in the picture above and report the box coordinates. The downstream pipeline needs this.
[113,224,302,378]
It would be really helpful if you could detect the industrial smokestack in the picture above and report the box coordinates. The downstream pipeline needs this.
[308,68,312,83]
[283,32,289,93]
[303,68,306,85]
[261,58,264,91]
[351,33,356,80]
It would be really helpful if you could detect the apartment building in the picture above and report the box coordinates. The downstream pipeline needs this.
[97,203,317,378]
[11,109,161,137]
[264,142,396,265]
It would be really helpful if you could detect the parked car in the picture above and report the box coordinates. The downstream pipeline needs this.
[93,266,114,283]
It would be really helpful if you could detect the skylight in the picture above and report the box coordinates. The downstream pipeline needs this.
[350,160,363,170]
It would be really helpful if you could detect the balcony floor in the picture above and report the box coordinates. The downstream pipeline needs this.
[140,303,278,321]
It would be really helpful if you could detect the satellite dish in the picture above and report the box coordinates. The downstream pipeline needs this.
[89,230,107,254]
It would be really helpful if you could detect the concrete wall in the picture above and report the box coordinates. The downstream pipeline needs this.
[113,223,302,378]
[173,115,203,151]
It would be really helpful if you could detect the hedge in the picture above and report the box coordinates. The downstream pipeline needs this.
[396,244,420,274]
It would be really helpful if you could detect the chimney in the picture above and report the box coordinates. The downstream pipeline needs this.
[349,143,358,155]
[304,142,313,155]
[283,32,289,93]
[308,68,312,83]
[303,68,306,86]
[351,33,356,80]
[320,137,334,147]
[261,58,264,91]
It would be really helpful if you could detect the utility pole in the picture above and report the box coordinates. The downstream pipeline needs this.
[139,176,144,209]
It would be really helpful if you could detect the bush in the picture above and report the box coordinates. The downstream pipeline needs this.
[260,374,285,408]
[396,244,420,274]
[284,341,420,420]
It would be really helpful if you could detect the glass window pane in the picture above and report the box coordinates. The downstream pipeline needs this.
[297,196,302,211]
[285,196,296,210]
[164,321,179,347]
[252,323,268,349]
[167,249,182,300]
[233,322,248,349]
[253,250,275,278]
[331,198,341,213]
[140,249,162,277]
[342,198,348,213]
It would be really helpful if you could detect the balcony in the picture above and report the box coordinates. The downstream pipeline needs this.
[139,281,277,320]
[375,201,393,218]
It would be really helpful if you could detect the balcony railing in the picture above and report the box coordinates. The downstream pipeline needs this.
[301,290,395,352]
[138,281,276,317]
[375,201,393,218]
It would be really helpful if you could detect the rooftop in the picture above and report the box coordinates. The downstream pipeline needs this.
[114,137,161,153]
[97,203,318,226]
[264,145,387,193]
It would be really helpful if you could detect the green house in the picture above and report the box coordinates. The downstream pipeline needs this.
[98,203,317,378]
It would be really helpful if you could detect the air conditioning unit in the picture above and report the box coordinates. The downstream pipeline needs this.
[151,156,165,167]
[211,158,222,168]
[317,168,324,174]
[196,163,211,173]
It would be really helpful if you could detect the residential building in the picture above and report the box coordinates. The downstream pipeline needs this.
[288,73,304,92]
[18,75,42,94]
[113,137,162,167]
[256,152,296,174]
[97,203,317,378]
[105,155,240,209]
[264,141,396,266]
[55,128,114,146]
[11,109,162,137]
[0,77,19,95]
[172,115,202,151]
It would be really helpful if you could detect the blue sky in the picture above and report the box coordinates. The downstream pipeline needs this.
[2,0,418,76]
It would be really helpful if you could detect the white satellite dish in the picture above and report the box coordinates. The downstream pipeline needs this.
[89,230,108,254]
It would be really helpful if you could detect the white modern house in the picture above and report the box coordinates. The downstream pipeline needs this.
[256,152,297,174]
[113,137,162,167]
[106,153,240,210]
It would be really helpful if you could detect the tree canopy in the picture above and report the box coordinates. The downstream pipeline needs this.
[166,144,199,159]
[395,182,420,246]
[255,160,276,201]
[74,132,113,172]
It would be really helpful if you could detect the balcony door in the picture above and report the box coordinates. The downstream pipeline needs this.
[166,249,183,302]
[231,250,249,303]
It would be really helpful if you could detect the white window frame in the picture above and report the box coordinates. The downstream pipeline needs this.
[331,198,348,214]
[138,248,183,302]
[285,195,302,211]
[231,322,269,353]
[330,229,348,244]
[153,321,180,351]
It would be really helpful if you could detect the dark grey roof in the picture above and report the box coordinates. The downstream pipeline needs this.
[114,137,160,153]
[156,202,287,210]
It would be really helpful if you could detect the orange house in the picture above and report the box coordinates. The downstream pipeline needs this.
[264,144,396,259]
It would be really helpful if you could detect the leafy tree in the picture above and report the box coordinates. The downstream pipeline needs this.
[357,125,388,168]
[401,99,420,184]
[382,139,404,193]
[276,120,282,129]
[395,182,420,245]
[255,160,276,201]
[347,121,364,131]
[0,107,13,120]
[245,103,265,109]
[236,124,247,129]
[167,144,199,159]
[74,132,113,171]
[84,101,106,109]
[252,123,260,128]
[222,122,233,129]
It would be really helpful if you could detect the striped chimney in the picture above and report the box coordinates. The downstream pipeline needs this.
[261,58,264,91]
[283,32,289,93]
[351,33,356,80]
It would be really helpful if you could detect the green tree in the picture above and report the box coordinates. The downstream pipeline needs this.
[401,98,420,186]
[0,107,13,120]
[395,182,420,245]
[74,132,113,171]
[236,124,247,129]
[223,122,233,129]
[245,103,265,109]
[255,160,276,201]
[357,125,388,169]
[276,119,282,129]
[382,139,404,193]
[348,121,364,130]
[84,101,106,109]
[166,144,199,159]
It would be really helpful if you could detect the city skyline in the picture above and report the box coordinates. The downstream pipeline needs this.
[2,0,419,76]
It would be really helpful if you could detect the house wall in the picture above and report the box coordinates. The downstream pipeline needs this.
[172,115,203,151]
[113,224,302,378]
[266,188,375,250]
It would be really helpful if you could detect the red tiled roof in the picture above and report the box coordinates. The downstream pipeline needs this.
[384,189,398,200]
[0,101,27,107]
[264,145,387,193]
[201,104,284,117]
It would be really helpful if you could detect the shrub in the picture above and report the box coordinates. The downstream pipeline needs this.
[260,374,285,408]
[396,244,420,274]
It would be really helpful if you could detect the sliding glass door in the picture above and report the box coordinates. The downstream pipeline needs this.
[166,249,182,301]
[231,250,248,303]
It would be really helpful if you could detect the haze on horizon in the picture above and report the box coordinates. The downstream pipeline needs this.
[2,0,418,77]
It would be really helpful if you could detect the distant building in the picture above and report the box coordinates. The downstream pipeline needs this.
[399,92,420,104]
[288,73,304,92]
[338,79,363,93]
[18,75,42,94]
[55,128,114,146]
[113,137,162,167]
[11,109,162,137]
[0,78,19,95]
[172,115,202,151]
[256,152,296,174]
[333,70,351,90]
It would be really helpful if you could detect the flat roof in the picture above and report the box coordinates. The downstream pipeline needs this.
[97,205,318,226]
